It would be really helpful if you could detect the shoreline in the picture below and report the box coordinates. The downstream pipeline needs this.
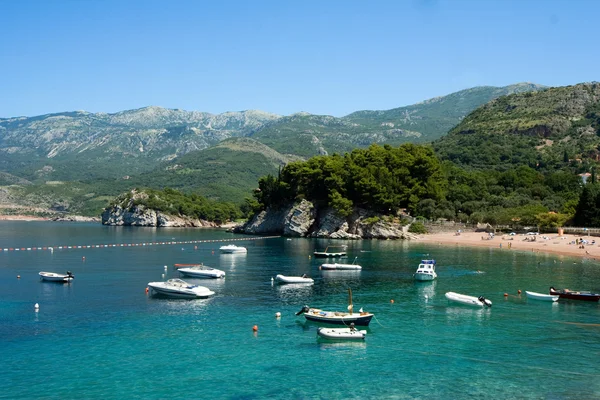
[419,231,599,261]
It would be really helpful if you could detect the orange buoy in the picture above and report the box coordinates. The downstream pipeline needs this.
[145,287,149,294]
[390,299,394,304]
[252,325,258,332]
[504,293,508,297]
[517,289,522,294]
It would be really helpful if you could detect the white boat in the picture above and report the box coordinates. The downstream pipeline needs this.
[320,257,362,270]
[147,279,215,299]
[313,246,347,258]
[413,259,437,281]
[39,271,74,283]
[445,292,492,307]
[274,274,314,284]
[176,264,225,279]
[317,326,366,340]
[296,288,374,326]
[525,291,559,302]
[219,245,247,254]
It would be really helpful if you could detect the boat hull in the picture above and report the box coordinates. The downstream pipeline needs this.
[317,327,366,340]
[274,274,314,284]
[178,267,225,279]
[147,280,215,299]
[414,273,436,281]
[219,245,247,254]
[525,291,559,301]
[303,310,373,326]
[148,286,199,299]
[320,263,361,270]
[39,272,73,283]
[445,292,492,307]
[313,252,346,258]
[549,287,600,302]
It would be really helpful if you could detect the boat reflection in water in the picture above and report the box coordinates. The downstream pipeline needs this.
[415,279,436,301]
[274,282,314,301]
[445,306,491,323]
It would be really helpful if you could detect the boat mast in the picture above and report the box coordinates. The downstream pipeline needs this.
[348,288,353,313]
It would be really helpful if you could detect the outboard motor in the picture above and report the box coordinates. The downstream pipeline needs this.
[296,305,310,316]
[478,296,492,307]
[67,271,74,279]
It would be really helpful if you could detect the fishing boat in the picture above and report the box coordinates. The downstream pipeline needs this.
[39,271,74,283]
[176,264,225,279]
[525,291,559,302]
[320,257,361,270]
[147,279,215,299]
[445,292,492,307]
[549,287,600,302]
[296,288,374,326]
[313,246,347,258]
[317,326,366,341]
[413,259,437,281]
[219,245,247,254]
[273,274,314,284]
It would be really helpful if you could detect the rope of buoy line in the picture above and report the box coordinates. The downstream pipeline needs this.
[0,235,281,253]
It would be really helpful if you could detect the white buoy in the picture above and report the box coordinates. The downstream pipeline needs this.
[275,312,281,318]
[161,274,165,279]
[164,265,168,270]
[34,303,39,310]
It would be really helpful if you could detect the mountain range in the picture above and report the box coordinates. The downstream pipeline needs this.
[0,82,547,215]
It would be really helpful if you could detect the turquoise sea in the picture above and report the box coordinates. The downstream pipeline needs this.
[1,221,599,399]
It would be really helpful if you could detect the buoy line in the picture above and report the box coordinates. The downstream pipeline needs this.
[1,236,281,253]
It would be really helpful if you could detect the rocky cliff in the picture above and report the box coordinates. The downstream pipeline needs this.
[236,199,415,240]
[101,191,217,227]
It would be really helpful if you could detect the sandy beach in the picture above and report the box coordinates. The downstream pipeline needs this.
[419,230,599,261]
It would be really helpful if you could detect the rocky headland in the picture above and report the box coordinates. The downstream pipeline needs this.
[235,199,417,240]
[101,191,218,228]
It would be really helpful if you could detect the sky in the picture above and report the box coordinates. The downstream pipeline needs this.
[1,0,599,118]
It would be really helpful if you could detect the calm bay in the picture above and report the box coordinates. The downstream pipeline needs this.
[1,221,599,399]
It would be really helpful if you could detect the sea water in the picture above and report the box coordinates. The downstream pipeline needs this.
[0,222,599,399]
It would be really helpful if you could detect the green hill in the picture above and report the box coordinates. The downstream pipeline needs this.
[434,82,600,171]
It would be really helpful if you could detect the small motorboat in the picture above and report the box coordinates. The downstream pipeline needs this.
[147,279,215,299]
[445,292,492,307]
[274,274,314,284]
[317,326,366,341]
[313,246,347,258]
[176,264,225,279]
[219,245,247,254]
[296,288,374,326]
[320,257,361,270]
[525,291,559,302]
[549,287,600,302]
[413,259,437,281]
[39,271,74,283]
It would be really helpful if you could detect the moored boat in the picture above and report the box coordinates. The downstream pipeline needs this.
[549,287,600,302]
[274,274,314,284]
[39,271,74,283]
[296,288,374,326]
[147,278,215,299]
[313,246,347,258]
[176,264,225,279]
[525,291,559,302]
[445,291,492,307]
[317,326,366,341]
[219,245,247,254]
[320,256,361,270]
[413,259,437,281]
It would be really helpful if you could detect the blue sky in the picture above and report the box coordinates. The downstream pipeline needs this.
[1,0,598,118]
